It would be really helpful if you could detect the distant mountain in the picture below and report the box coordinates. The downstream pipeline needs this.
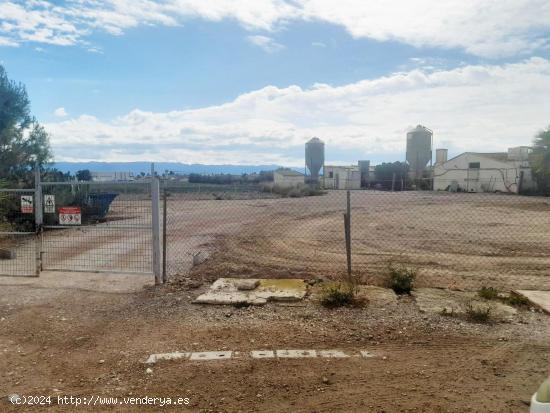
[51,162,288,175]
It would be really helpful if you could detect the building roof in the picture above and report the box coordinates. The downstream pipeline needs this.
[274,169,304,177]
[443,151,511,165]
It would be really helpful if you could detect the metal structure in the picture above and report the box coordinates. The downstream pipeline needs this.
[358,160,371,188]
[435,148,448,165]
[305,137,325,184]
[0,164,162,283]
[406,125,433,180]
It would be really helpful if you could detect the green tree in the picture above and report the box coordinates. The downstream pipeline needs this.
[531,126,550,194]
[76,169,92,181]
[0,65,51,184]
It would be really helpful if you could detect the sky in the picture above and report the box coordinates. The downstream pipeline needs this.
[1,1,550,166]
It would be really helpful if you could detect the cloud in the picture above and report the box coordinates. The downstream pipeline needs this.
[53,107,68,117]
[1,1,550,57]
[311,41,326,48]
[247,35,284,53]
[45,58,550,164]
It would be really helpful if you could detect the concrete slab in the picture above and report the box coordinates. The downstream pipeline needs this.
[190,351,233,361]
[276,350,317,358]
[145,352,190,364]
[194,278,307,305]
[356,285,398,306]
[413,288,517,320]
[319,350,349,358]
[360,351,376,359]
[515,290,550,314]
[251,350,275,359]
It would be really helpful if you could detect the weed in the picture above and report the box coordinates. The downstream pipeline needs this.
[478,286,499,300]
[320,283,358,308]
[387,265,416,295]
[465,302,492,323]
[505,294,530,308]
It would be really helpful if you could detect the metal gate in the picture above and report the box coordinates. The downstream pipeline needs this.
[40,180,156,275]
[0,188,39,276]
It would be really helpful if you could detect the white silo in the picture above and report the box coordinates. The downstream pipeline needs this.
[305,137,325,183]
[406,125,433,180]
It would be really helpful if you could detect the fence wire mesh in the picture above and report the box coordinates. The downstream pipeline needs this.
[40,181,153,274]
[0,189,37,276]
[161,180,550,292]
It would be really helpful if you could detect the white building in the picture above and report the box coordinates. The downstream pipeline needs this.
[273,169,305,187]
[433,146,535,193]
[91,171,135,182]
[323,165,361,190]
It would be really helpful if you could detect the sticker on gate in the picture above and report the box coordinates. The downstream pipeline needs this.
[44,195,55,213]
[59,207,81,225]
[21,195,33,214]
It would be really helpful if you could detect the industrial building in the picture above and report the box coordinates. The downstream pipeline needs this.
[433,146,536,193]
[323,165,361,189]
[273,169,305,188]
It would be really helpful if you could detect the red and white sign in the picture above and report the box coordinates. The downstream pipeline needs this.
[21,195,33,214]
[59,207,81,225]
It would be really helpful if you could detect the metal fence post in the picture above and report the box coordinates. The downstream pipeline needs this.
[151,164,162,285]
[34,162,43,276]
[162,186,167,283]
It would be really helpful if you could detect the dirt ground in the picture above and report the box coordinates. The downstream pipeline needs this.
[0,273,549,413]
[1,190,550,412]
[170,191,550,291]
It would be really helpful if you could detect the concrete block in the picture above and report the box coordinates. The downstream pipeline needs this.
[319,350,349,358]
[190,351,232,361]
[276,350,317,358]
[235,279,260,291]
[251,350,275,359]
[360,351,375,358]
[145,352,190,364]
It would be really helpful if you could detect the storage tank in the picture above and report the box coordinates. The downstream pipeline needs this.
[435,149,448,165]
[305,137,325,182]
[358,160,370,188]
[406,125,432,180]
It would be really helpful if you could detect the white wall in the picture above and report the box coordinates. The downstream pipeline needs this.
[324,166,361,189]
[273,172,304,188]
[433,153,533,193]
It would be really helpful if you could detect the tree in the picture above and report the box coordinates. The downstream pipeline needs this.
[0,65,51,183]
[531,126,550,194]
[76,169,92,181]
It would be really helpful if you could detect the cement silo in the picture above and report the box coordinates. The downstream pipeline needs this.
[305,137,325,183]
[406,125,432,180]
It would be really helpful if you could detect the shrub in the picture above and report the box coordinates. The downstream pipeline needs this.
[320,283,357,308]
[478,286,499,300]
[264,184,326,198]
[387,265,416,295]
[505,294,530,308]
[465,302,492,323]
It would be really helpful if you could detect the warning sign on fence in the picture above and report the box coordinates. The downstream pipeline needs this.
[21,195,33,214]
[44,195,55,213]
[59,207,81,225]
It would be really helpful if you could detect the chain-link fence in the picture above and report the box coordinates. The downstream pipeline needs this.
[40,181,154,274]
[0,189,38,276]
[161,180,550,292]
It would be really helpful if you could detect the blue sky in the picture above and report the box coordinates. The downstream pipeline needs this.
[1,1,550,165]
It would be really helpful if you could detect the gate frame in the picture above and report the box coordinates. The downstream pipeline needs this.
[35,163,162,283]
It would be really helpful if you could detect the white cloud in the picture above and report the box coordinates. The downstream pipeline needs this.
[53,107,68,117]
[1,1,550,57]
[45,58,550,164]
[311,41,326,48]
[247,35,284,53]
